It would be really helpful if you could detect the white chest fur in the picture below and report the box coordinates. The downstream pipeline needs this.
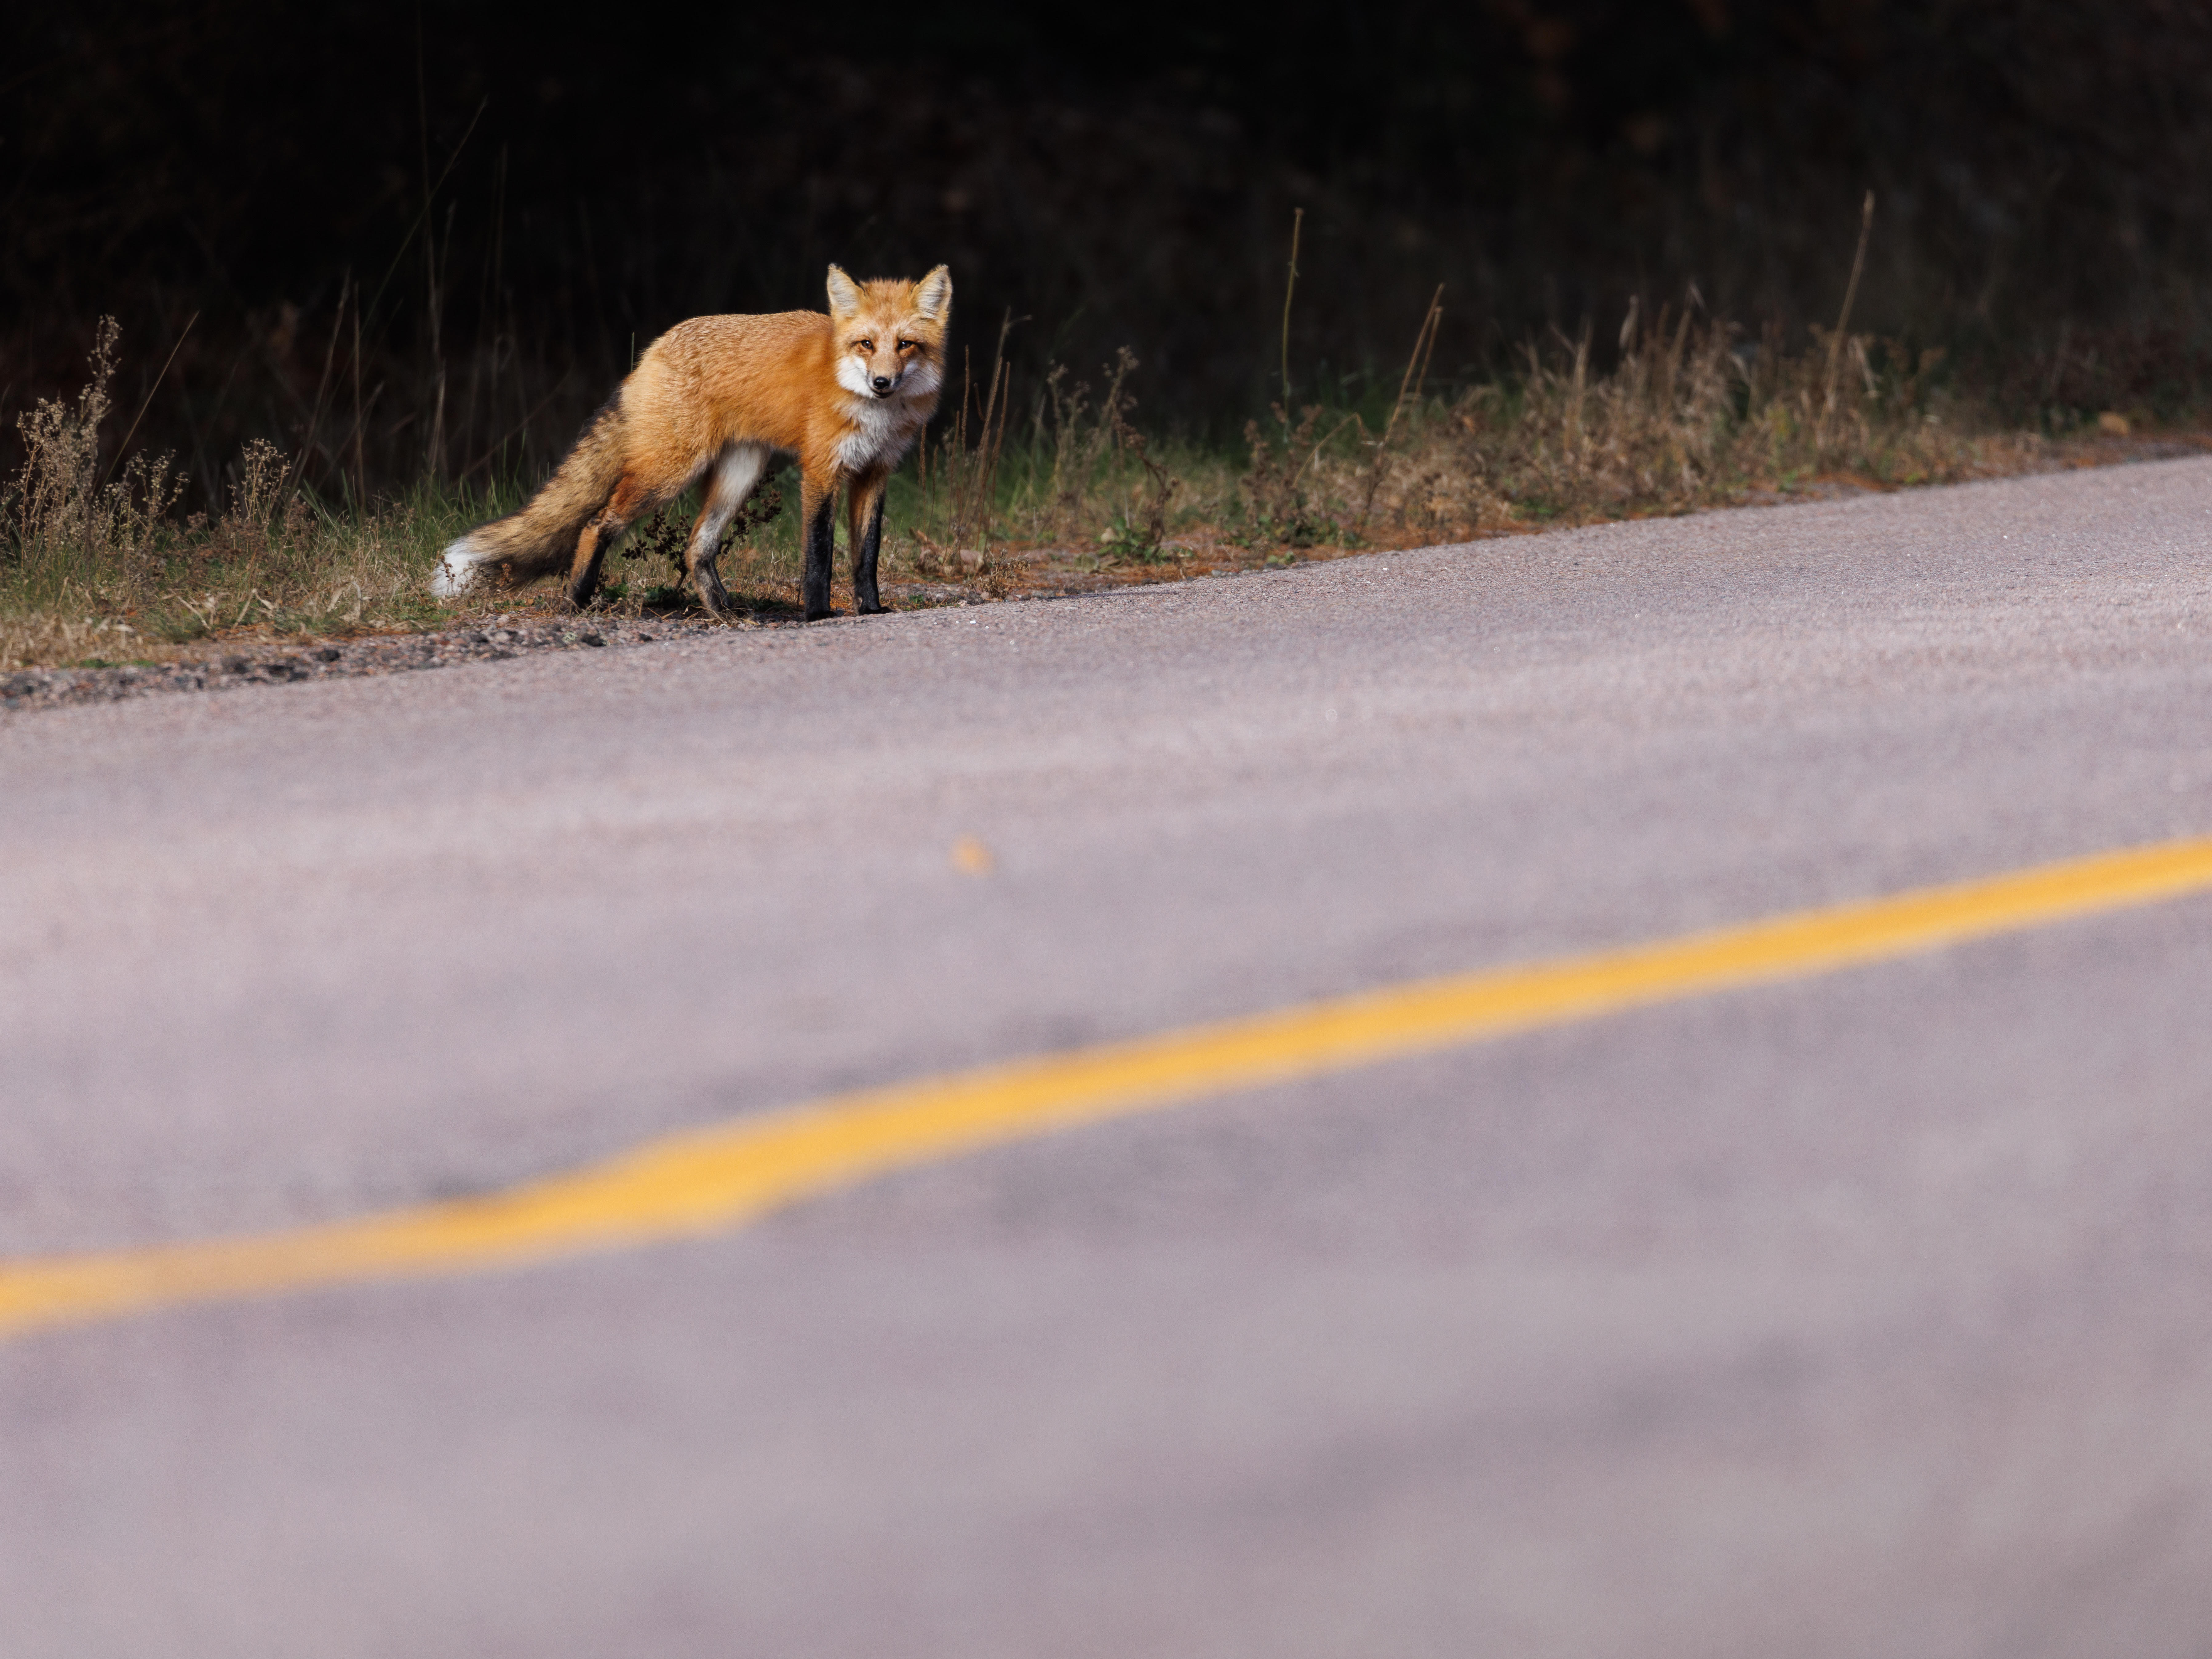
[832,392,927,476]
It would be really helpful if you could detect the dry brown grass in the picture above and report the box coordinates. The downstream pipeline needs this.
[0,309,2154,671]
[1235,308,2018,552]
[1,319,505,668]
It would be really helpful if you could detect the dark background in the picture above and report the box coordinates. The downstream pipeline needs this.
[4,0,2208,505]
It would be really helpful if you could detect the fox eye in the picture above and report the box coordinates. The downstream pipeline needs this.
[897,338,916,352]
[854,338,874,352]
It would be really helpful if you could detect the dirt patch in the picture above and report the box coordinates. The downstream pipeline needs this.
[0,617,688,715]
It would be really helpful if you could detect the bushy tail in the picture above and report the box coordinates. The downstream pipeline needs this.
[431,401,627,596]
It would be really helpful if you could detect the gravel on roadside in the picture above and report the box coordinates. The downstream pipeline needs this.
[0,617,737,716]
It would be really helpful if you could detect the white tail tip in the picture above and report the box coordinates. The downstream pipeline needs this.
[430,542,480,599]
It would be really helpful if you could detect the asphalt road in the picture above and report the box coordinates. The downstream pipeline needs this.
[5,457,2212,1657]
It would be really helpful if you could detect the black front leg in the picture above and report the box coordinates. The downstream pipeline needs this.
[853,491,887,615]
[801,490,837,619]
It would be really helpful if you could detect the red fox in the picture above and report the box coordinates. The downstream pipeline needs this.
[432,264,951,619]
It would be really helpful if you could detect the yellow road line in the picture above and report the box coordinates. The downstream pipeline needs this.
[6,834,2212,1342]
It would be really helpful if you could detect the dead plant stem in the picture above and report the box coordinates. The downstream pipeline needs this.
[1279,207,1303,433]
[100,310,197,491]
[288,280,348,495]
[1820,190,1877,452]
[1382,285,1445,448]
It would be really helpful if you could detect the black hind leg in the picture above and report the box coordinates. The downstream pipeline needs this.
[686,444,766,622]
[569,474,650,608]
[567,520,617,608]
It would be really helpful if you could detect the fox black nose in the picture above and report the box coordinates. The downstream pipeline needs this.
[871,374,893,393]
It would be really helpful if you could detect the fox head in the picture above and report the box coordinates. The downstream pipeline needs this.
[827,264,951,403]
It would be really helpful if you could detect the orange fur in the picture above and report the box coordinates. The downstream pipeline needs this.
[433,264,950,619]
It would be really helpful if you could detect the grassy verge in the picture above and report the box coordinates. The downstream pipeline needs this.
[2,312,2194,672]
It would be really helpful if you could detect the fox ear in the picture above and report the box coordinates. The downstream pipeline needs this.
[912,265,952,322]
[826,265,863,319]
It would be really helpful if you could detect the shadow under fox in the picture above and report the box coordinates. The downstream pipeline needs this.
[433,264,950,620]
